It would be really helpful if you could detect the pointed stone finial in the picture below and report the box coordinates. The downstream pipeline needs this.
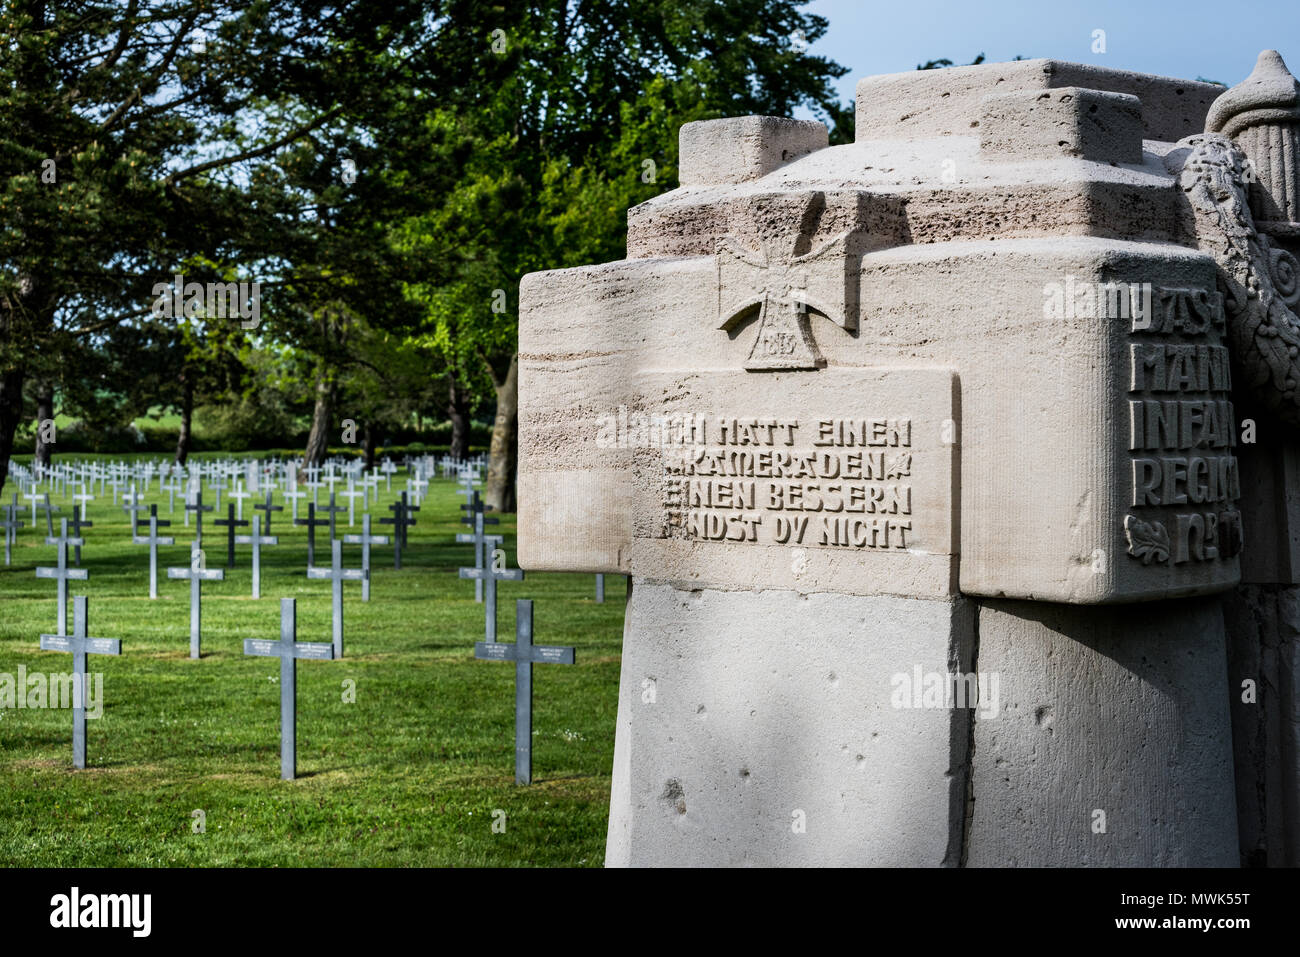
[1206,50,1300,228]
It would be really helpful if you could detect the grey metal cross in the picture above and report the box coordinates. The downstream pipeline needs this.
[73,483,95,517]
[208,474,227,511]
[121,484,146,531]
[474,600,575,785]
[459,489,495,529]
[1,499,24,566]
[319,492,345,544]
[459,549,522,643]
[36,536,89,637]
[213,503,249,569]
[37,493,59,540]
[596,574,605,603]
[186,491,214,541]
[134,503,171,533]
[253,491,283,535]
[307,538,364,657]
[229,479,251,521]
[235,514,278,599]
[167,548,225,658]
[458,495,500,603]
[160,475,179,513]
[458,473,478,514]
[339,481,364,527]
[69,504,93,566]
[342,514,387,601]
[133,514,174,600]
[283,481,305,523]
[39,595,121,769]
[243,598,334,780]
[294,502,329,568]
[378,495,415,569]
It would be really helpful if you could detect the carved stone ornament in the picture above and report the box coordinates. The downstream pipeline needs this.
[1167,132,1300,427]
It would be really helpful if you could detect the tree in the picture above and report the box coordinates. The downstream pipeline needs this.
[395,0,850,510]
[0,0,430,496]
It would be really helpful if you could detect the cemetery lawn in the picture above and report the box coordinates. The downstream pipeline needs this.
[0,470,625,867]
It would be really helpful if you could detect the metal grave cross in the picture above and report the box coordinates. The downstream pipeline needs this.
[72,482,95,516]
[235,514,278,599]
[230,478,251,521]
[35,535,88,636]
[133,513,174,600]
[458,473,478,514]
[213,502,249,568]
[24,486,42,524]
[283,474,305,522]
[69,504,93,566]
[39,596,121,769]
[378,495,415,569]
[243,598,334,780]
[37,493,59,540]
[408,474,429,507]
[1,499,24,565]
[458,493,500,602]
[161,474,179,513]
[339,480,364,527]
[295,502,329,568]
[186,490,214,541]
[342,514,387,601]
[121,484,146,530]
[253,491,283,535]
[459,546,521,643]
[134,503,171,533]
[304,475,323,508]
[306,538,364,657]
[208,473,227,511]
[474,600,575,785]
[319,492,345,544]
[167,547,225,658]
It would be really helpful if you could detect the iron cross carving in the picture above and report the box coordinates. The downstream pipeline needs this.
[716,227,856,371]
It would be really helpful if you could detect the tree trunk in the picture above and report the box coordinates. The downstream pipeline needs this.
[175,375,194,465]
[363,420,377,470]
[33,382,54,469]
[485,353,518,513]
[0,368,25,501]
[303,375,332,466]
[447,373,471,460]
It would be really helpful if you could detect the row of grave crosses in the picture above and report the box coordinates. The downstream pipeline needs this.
[37,590,333,780]
[19,456,578,785]
[454,468,576,785]
[6,452,448,530]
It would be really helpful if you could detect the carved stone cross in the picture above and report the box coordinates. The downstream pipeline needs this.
[716,221,856,371]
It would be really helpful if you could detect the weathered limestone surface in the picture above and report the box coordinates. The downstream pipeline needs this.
[1223,585,1300,866]
[854,58,1221,143]
[607,584,973,867]
[968,596,1238,867]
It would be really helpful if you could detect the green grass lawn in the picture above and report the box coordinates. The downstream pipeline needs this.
[0,466,625,866]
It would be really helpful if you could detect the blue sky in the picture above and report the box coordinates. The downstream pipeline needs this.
[802,0,1300,109]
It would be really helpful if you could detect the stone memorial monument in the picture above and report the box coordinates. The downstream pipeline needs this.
[518,53,1300,866]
